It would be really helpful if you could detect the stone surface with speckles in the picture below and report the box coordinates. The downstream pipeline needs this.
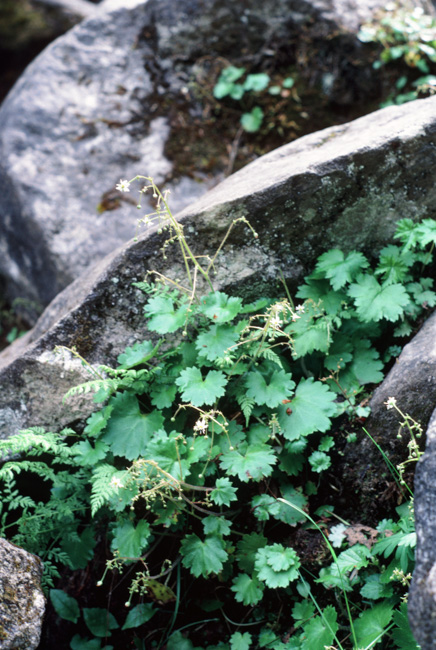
[0,538,46,650]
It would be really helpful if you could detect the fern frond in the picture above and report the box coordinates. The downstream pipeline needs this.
[63,378,118,402]
[8,494,36,511]
[0,461,56,482]
[40,561,61,591]
[237,395,256,427]
[257,347,284,368]
[132,280,155,294]
[90,464,118,516]
[0,428,71,460]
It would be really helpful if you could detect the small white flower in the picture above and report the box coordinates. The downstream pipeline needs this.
[269,315,282,329]
[296,304,305,313]
[291,312,301,322]
[110,476,124,489]
[385,396,397,410]
[116,179,130,192]
[194,417,208,433]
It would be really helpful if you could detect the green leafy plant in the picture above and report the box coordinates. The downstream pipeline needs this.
[213,66,294,132]
[358,3,436,106]
[0,178,428,648]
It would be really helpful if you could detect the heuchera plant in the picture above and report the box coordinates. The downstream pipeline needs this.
[0,177,430,649]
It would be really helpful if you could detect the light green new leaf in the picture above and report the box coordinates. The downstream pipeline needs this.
[244,72,270,91]
[230,631,252,650]
[309,450,331,473]
[180,534,228,577]
[210,477,238,506]
[245,365,295,408]
[83,608,119,638]
[315,249,369,289]
[241,106,264,132]
[318,435,334,451]
[199,291,243,323]
[196,324,240,361]
[354,601,394,649]
[264,543,299,571]
[111,519,151,558]
[277,378,337,440]
[219,444,277,482]
[50,589,80,623]
[231,574,264,606]
[301,606,338,650]
[176,367,227,406]
[144,295,188,333]
[213,66,246,99]
[255,544,300,588]
[122,603,155,630]
[117,340,156,369]
[348,274,410,322]
[102,393,164,460]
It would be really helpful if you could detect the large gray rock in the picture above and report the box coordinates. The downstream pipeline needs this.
[2,95,436,438]
[0,0,169,317]
[0,538,46,650]
[0,0,401,320]
[409,410,436,649]
[366,309,436,448]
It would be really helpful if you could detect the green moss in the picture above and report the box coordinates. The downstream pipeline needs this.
[0,0,51,50]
